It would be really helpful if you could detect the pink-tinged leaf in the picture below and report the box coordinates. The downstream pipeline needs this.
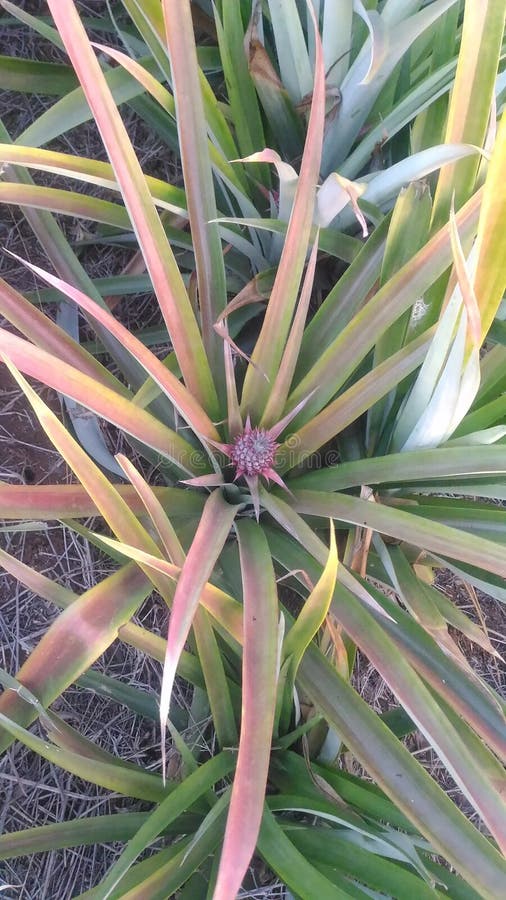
[46,0,217,415]
[262,468,289,492]
[0,359,151,550]
[115,454,184,565]
[215,269,273,324]
[0,483,202,520]
[268,392,318,443]
[158,490,239,779]
[83,39,245,209]
[261,237,319,428]
[236,148,298,186]
[5,251,219,443]
[240,4,326,418]
[106,455,240,750]
[316,173,369,237]
[448,205,481,348]
[63,531,243,648]
[222,322,243,438]
[0,328,202,473]
[162,0,227,384]
[181,473,226,488]
[0,275,127,395]
[214,519,278,900]
[214,320,267,377]
[0,355,187,623]
[0,563,150,746]
[0,546,75,610]
[0,545,198,701]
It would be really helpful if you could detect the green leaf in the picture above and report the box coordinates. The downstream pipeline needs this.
[0,144,187,214]
[277,541,506,849]
[292,489,506,579]
[266,0,313,103]
[213,520,279,900]
[289,189,480,426]
[246,27,303,161]
[288,444,506,491]
[192,607,239,749]
[270,750,414,831]
[278,328,432,466]
[297,214,390,374]
[0,56,77,94]
[287,824,475,900]
[215,3,266,161]
[282,520,338,666]
[367,180,433,453]
[79,805,225,899]
[298,647,506,898]
[95,752,233,898]
[260,236,320,427]
[0,180,133,228]
[322,0,461,174]
[431,0,506,228]
[1,0,64,48]
[76,670,159,721]
[335,143,480,233]
[257,806,354,900]
[0,712,167,802]
[276,519,338,733]
[0,812,200,861]
[268,525,506,758]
